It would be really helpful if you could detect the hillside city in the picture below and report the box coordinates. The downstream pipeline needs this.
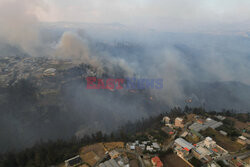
[1,1,250,167]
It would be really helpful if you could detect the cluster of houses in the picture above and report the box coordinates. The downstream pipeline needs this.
[163,116,185,128]
[126,140,161,152]
[63,114,249,167]
[162,114,250,166]
[192,137,228,161]
[64,150,130,167]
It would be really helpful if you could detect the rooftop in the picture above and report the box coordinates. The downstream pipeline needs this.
[239,136,247,140]
[175,117,183,121]
[65,155,82,166]
[175,138,194,151]
[189,118,223,132]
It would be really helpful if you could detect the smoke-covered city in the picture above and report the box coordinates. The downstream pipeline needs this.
[0,0,249,167]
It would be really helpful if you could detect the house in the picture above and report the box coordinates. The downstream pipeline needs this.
[99,159,120,167]
[237,136,247,145]
[189,118,223,132]
[219,130,227,136]
[126,143,135,150]
[215,115,226,121]
[109,150,120,159]
[174,138,194,152]
[192,137,228,161]
[197,119,205,124]
[192,146,212,161]
[130,145,135,150]
[152,142,160,150]
[163,116,170,124]
[139,144,145,150]
[146,146,153,152]
[181,131,188,138]
[151,156,163,167]
[175,117,184,128]
[204,137,216,148]
[142,141,150,145]
[43,68,56,76]
[116,156,129,167]
[64,155,82,167]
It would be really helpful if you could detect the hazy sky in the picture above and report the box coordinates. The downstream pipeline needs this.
[1,0,250,32]
[33,0,250,31]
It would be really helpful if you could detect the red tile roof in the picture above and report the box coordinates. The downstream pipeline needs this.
[213,148,218,152]
[152,156,163,167]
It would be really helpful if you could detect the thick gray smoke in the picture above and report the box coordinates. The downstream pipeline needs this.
[54,32,103,73]
[0,0,45,55]
[1,0,250,153]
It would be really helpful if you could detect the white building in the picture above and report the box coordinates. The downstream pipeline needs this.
[146,146,153,152]
[219,130,227,136]
[204,137,216,148]
[163,116,170,124]
[175,138,194,151]
[175,117,184,128]
[152,142,160,150]
[43,68,56,76]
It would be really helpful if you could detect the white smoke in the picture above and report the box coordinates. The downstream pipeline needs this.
[0,0,46,55]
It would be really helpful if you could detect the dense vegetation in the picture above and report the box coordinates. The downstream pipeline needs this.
[0,114,163,167]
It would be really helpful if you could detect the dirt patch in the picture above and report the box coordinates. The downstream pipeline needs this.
[79,143,106,157]
[81,151,100,166]
[129,159,139,167]
[103,142,124,151]
[161,153,190,167]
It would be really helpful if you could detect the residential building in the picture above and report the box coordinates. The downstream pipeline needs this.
[109,150,120,159]
[174,138,194,152]
[204,137,216,148]
[181,131,188,138]
[146,146,153,152]
[64,155,82,167]
[237,136,247,145]
[215,115,226,121]
[152,142,160,150]
[163,116,170,124]
[175,117,184,128]
[219,130,227,136]
[192,137,228,162]
[151,156,163,167]
[189,118,223,132]
[99,159,120,167]
[43,68,56,76]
